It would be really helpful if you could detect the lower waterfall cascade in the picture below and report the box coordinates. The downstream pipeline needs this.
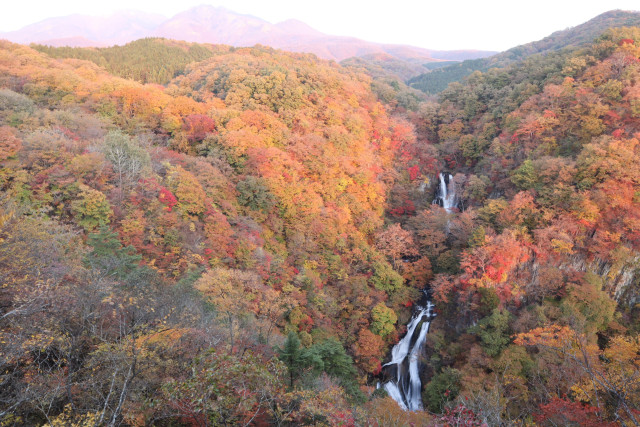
[381,300,435,411]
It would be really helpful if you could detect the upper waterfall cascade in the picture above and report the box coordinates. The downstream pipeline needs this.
[434,172,457,213]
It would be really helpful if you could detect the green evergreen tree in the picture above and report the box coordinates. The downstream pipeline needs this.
[309,338,363,401]
[276,332,321,387]
[84,226,143,281]
[511,159,538,190]
[469,308,512,357]
[423,367,462,412]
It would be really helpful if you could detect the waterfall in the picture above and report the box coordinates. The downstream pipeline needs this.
[382,300,435,411]
[381,172,456,411]
[433,173,457,213]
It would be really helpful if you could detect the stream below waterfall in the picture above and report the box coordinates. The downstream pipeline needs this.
[380,172,456,411]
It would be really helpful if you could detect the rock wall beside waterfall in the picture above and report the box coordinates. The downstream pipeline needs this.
[564,254,640,305]
[521,252,640,307]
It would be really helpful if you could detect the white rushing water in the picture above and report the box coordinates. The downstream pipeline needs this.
[434,173,457,213]
[382,300,435,411]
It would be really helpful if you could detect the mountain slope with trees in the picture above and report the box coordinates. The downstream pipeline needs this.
[409,9,640,94]
[394,26,640,425]
[0,38,436,425]
[32,38,223,85]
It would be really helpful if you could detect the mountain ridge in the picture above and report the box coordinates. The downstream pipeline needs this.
[0,5,496,62]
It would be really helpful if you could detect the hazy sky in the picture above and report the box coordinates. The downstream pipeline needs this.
[2,0,639,51]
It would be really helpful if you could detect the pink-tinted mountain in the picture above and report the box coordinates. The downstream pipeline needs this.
[0,5,496,62]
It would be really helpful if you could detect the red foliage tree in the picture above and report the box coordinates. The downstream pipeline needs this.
[535,397,616,427]
[183,114,216,143]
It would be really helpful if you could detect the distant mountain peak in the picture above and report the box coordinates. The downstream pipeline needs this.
[1,9,167,46]
[0,6,493,62]
[177,4,266,22]
[275,19,324,37]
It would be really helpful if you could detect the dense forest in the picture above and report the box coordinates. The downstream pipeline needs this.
[1,20,640,427]
[32,39,223,85]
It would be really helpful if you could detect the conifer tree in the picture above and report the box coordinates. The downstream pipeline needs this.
[84,226,143,281]
[277,332,321,386]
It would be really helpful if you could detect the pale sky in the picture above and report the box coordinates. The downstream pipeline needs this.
[1,0,639,51]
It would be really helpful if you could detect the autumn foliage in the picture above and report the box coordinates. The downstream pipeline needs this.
[2,24,640,426]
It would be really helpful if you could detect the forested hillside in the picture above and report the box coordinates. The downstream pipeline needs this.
[32,38,222,85]
[409,9,640,94]
[0,40,429,425]
[1,21,640,427]
[398,27,640,425]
